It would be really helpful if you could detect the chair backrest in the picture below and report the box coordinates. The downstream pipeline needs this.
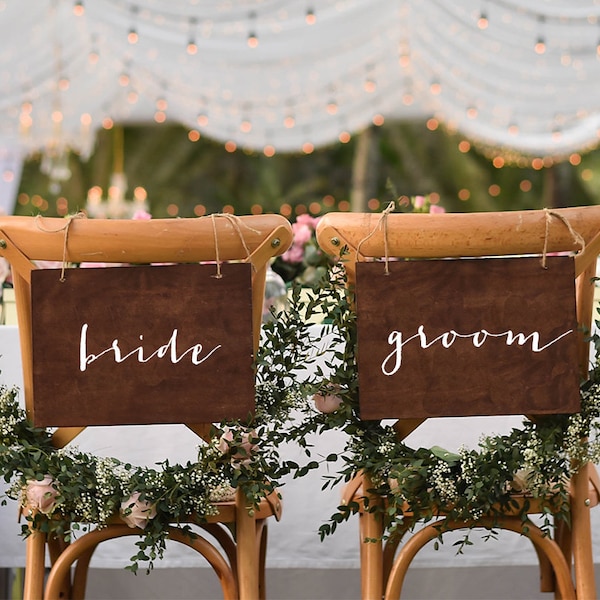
[0,214,292,447]
[316,206,600,438]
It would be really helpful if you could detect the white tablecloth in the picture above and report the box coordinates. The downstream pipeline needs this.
[0,325,598,570]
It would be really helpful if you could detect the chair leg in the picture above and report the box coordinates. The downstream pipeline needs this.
[360,509,383,600]
[257,520,268,600]
[235,489,259,600]
[570,465,597,600]
[23,529,46,600]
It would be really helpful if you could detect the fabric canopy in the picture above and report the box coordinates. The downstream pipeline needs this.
[1,0,600,164]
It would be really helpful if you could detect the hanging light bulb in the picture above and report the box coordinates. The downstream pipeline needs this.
[305,7,316,25]
[73,1,84,16]
[187,37,198,55]
[247,11,258,47]
[535,36,546,54]
[477,12,488,29]
[128,27,138,44]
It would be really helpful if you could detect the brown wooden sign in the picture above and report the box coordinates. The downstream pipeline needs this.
[31,263,255,427]
[356,256,580,420]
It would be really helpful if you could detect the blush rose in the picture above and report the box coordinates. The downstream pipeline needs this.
[25,475,59,514]
[120,492,157,529]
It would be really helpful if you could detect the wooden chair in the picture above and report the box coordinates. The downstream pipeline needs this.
[316,206,600,600]
[0,213,293,600]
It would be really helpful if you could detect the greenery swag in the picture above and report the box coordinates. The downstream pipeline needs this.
[288,263,600,550]
[0,304,318,574]
[1,256,600,571]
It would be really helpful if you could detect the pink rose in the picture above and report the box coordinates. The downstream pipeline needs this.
[413,195,425,209]
[281,244,305,264]
[25,475,59,514]
[292,223,313,246]
[429,204,446,214]
[296,214,319,229]
[132,210,152,220]
[313,392,343,414]
[120,492,157,529]
[218,428,257,463]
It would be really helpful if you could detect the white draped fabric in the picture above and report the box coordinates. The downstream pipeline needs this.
[1,0,600,161]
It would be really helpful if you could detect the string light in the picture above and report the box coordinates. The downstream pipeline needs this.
[306,8,316,25]
[247,11,258,48]
[73,1,84,16]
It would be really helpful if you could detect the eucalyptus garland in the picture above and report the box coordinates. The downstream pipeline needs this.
[0,296,320,573]
[289,264,600,548]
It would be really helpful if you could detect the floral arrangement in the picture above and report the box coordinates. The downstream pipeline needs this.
[289,257,600,550]
[0,295,322,573]
[272,214,334,287]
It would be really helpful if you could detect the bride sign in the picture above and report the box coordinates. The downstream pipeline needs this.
[355,256,580,420]
[31,263,255,427]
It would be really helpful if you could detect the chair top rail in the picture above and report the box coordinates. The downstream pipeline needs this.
[0,214,292,265]
[316,206,600,260]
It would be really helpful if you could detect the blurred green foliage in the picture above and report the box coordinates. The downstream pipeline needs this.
[14,120,600,219]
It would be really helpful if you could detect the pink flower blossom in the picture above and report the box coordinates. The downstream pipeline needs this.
[413,195,426,209]
[218,428,257,463]
[25,476,59,514]
[281,244,305,264]
[296,214,320,229]
[132,210,152,220]
[292,223,313,246]
[120,492,157,529]
[313,392,343,414]
[429,204,446,214]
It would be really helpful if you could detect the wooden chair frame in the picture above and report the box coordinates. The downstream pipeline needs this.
[0,214,293,600]
[316,206,600,600]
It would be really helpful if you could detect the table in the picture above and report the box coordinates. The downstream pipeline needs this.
[0,325,598,571]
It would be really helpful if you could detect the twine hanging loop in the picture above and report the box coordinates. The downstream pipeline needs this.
[356,201,395,274]
[541,208,585,269]
[34,212,86,282]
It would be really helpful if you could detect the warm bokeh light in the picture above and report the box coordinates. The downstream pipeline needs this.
[295,204,307,215]
[531,157,544,170]
[197,114,208,127]
[426,118,439,131]
[302,142,314,154]
[279,203,292,217]
[520,179,532,192]
[338,131,351,143]
[458,188,470,201]
[154,111,167,123]
[338,200,350,211]
[322,195,335,207]
[581,168,594,181]
[188,129,200,142]
[263,145,275,157]
[193,204,206,216]
[128,29,138,44]
[372,114,385,126]
[569,153,582,165]
[166,203,179,216]
[251,204,263,214]
[488,184,501,196]
[367,198,381,210]
[492,156,505,168]
[225,140,237,152]
[222,204,235,214]
[102,117,114,129]
[458,140,471,153]
[309,201,321,215]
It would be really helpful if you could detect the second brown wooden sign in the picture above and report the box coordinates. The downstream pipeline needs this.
[355,256,580,420]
